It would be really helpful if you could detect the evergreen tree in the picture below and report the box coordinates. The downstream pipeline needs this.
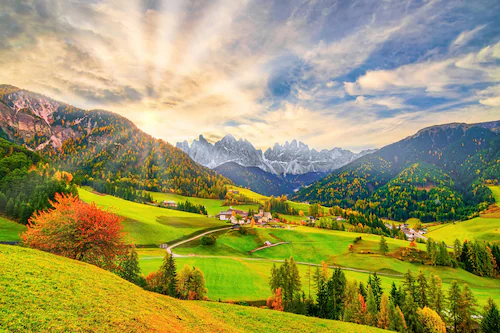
[116,246,141,285]
[458,284,477,333]
[328,268,346,320]
[365,285,378,326]
[403,270,416,300]
[416,271,428,308]
[481,298,500,333]
[453,238,462,262]
[428,274,444,316]
[377,293,390,329]
[389,303,407,333]
[159,252,177,297]
[359,281,367,299]
[379,236,389,255]
[368,272,383,310]
[315,280,329,319]
[403,293,423,333]
[5,197,14,216]
[447,280,462,333]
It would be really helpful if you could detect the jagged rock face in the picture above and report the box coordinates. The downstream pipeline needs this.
[0,88,89,150]
[177,135,375,175]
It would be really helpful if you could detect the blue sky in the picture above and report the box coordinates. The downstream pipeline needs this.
[0,0,499,151]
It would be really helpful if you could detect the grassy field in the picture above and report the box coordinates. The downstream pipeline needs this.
[0,245,385,333]
[79,188,226,245]
[0,217,26,242]
[426,185,500,244]
[148,191,259,216]
[174,226,426,264]
[427,216,500,244]
[137,251,500,306]
[137,225,500,306]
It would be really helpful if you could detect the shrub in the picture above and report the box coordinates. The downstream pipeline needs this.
[200,234,217,246]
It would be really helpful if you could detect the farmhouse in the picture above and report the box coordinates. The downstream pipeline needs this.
[162,200,177,208]
[216,207,248,221]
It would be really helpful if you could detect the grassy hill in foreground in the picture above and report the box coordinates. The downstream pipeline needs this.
[0,245,385,333]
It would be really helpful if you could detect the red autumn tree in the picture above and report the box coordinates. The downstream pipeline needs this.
[22,193,126,270]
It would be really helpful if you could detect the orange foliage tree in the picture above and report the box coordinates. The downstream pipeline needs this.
[22,193,126,269]
[267,287,284,311]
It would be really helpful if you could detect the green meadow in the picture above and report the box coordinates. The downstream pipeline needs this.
[426,185,500,244]
[148,190,259,216]
[427,216,500,244]
[0,217,26,242]
[138,225,500,306]
[79,188,226,245]
[138,251,500,306]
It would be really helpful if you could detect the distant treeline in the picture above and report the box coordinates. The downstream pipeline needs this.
[87,179,153,203]
[173,200,207,215]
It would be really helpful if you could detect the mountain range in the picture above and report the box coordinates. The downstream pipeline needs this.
[176,134,374,175]
[294,121,500,222]
[176,134,375,195]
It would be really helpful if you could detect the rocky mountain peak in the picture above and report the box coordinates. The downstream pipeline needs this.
[177,135,375,175]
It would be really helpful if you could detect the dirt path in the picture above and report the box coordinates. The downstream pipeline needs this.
[165,226,232,257]
[250,242,290,253]
[163,228,403,278]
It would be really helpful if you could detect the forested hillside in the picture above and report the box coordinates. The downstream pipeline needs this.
[214,162,326,196]
[0,138,76,223]
[0,85,231,199]
[295,122,500,222]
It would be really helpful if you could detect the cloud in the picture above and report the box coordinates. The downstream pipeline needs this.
[450,25,486,50]
[0,0,499,152]
[345,41,500,96]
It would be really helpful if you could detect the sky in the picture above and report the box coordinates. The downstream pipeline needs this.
[0,0,499,152]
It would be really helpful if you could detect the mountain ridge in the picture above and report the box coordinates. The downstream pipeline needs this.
[0,84,231,199]
[294,120,500,222]
[177,134,376,176]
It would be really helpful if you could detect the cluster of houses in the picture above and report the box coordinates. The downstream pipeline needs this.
[384,222,427,241]
[216,207,274,226]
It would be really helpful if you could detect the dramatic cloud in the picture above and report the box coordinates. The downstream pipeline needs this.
[0,0,499,151]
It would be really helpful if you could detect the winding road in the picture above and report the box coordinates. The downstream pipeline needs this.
[162,226,404,278]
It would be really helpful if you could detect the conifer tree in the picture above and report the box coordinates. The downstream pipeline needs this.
[428,274,444,316]
[481,298,500,333]
[389,303,407,333]
[359,281,367,299]
[458,284,477,332]
[116,246,141,285]
[447,280,462,333]
[377,293,391,329]
[416,271,428,308]
[342,280,359,323]
[379,236,389,255]
[159,252,177,297]
[365,285,378,326]
[403,293,423,333]
[369,272,382,310]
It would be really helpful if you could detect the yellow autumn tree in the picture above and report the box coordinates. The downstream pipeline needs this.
[417,307,446,333]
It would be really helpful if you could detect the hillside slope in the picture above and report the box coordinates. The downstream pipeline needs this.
[295,121,500,222]
[0,245,385,333]
[0,85,231,199]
